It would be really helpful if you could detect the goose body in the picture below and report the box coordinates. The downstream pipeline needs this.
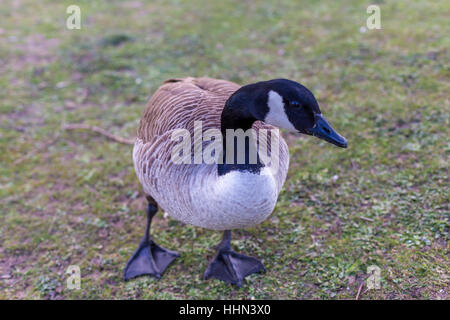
[124,77,347,286]
[133,77,289,230]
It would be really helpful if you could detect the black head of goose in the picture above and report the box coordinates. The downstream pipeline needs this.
[218,78,347,175]
[124,77,347,287]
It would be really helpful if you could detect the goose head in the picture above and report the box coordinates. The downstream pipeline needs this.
[224,78,348,148]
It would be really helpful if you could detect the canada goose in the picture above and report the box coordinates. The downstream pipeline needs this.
[124,77,347,286]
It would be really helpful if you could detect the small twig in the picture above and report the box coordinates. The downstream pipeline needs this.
[63,123,135,145]
[355,282,364,300]
[359,216,374,222]
[47,214,57,234]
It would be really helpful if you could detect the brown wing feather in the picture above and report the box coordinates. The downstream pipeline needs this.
[137,77,239,143]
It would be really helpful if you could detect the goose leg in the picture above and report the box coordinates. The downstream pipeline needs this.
[203,230,265,287]
[123,197,179,281]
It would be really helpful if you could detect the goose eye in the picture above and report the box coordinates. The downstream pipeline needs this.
[290,101,301,108]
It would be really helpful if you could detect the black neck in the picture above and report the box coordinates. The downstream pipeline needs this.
[217,94,265,176]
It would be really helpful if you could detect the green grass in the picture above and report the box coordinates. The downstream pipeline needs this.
[0,0,448,299]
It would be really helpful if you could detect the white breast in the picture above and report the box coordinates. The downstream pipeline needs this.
[187,167,279,230]
[133,131,289,231]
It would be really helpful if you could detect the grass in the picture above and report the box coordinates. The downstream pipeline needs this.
[0,0,448,299]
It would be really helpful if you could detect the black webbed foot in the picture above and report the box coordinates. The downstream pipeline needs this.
[123,196,179,281]
[123,237,179,281]
[203,231,265,287]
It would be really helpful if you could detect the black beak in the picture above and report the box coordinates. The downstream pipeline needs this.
[304,114,348,148]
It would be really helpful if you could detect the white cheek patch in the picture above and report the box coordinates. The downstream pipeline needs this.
[265,90,297,132]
